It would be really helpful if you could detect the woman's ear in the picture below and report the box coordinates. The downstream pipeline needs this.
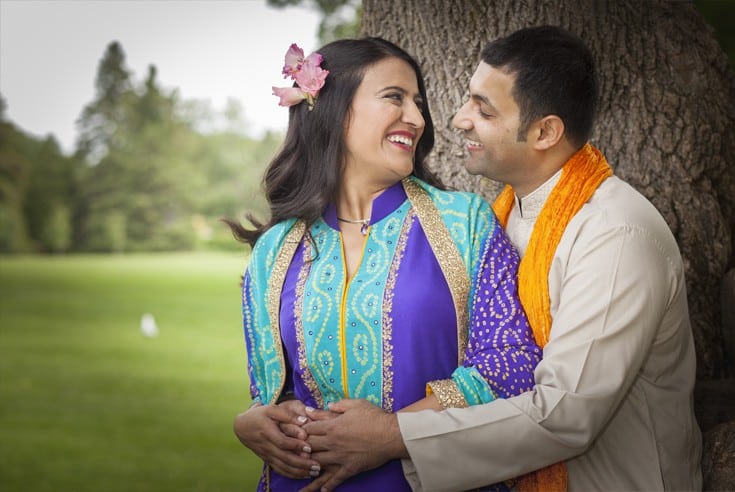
[532,115,565,150]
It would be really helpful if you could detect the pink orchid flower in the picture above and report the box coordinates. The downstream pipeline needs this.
[272,86,306,107]
[274,43,329,110]
[282,43,305,78]
[294,58,329,97]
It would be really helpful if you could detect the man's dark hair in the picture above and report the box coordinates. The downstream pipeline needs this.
[481,25,598,147]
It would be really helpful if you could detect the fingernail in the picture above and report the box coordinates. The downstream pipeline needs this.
[297,415,308,424]
[310,469,320,477]
[311,465,320,472]
[303,445,311,453]
[305,406,315,412]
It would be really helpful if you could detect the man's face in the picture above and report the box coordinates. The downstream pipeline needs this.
[452,62,535,191]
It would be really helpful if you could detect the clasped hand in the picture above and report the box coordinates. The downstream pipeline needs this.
[233,399,401,492]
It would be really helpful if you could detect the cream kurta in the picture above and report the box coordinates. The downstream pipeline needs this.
[398,176,702,491]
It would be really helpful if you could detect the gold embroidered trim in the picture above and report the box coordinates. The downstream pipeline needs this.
[266,219,306,404]
[380,210,414,412]
[294,239,325,409]
[427,379,468,408]
[403,178,469,363]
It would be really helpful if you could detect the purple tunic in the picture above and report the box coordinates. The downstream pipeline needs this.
[244,179,540,491]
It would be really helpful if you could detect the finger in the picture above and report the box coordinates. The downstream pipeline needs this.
[265,446,320,473]
[298,467,337,492]
[271,431,313,455]
[268,456,321,480]
[266,405,308,425]
[279,399,310,418]
[304,435,333,454]
[304,406,337,421]
[309,450,340,466]
[327,398,364,413]
[315,467,351,492]
[280,422,308,440]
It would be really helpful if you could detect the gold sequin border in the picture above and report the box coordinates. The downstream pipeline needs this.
[380,209,414,412]
[427,379,469,409]
[266,219,306,405]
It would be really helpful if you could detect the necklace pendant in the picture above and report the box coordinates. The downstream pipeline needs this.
[360,222,369,236]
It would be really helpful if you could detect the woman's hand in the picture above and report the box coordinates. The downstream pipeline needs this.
[233,401,321,479]
[300,399,407,491]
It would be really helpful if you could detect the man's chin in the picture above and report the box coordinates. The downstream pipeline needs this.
[462,159,485,176]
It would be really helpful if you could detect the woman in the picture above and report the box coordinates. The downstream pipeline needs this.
[227,37,540,491]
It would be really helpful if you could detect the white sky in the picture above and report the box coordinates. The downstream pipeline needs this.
[0,0,321,153]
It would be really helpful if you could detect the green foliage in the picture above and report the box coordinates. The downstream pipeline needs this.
[267,0,361,43]
[0,252,261,491]
[69,42,278,253]
[2,39,282,255]
[39,205,72,253]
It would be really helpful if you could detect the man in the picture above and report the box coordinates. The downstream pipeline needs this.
[297,25,702,491]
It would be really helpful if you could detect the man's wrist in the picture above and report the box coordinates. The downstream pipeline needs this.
[385,412,409,460]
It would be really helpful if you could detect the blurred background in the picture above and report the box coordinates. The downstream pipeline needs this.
[0,1,358,490]
[0,1,730,491]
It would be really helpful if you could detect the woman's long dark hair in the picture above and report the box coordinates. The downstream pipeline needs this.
[225,37,442,247]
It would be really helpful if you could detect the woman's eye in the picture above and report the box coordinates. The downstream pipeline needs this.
[386,93,403,101]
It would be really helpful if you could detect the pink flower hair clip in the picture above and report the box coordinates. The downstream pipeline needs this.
[272,43,329,111]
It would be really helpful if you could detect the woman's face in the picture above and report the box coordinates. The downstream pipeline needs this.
[342,57,425,187]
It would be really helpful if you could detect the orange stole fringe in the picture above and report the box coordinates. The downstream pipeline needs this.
[492,143,612,492]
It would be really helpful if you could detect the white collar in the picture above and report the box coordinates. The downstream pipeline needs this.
[514,169,563,219]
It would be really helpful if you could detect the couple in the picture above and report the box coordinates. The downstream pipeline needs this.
[228,26,702,491]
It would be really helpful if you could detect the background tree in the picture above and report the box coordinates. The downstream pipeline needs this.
[22,137,78,253]
[75,41,132,165]
[268,0,361,43]
[361,0,734,383]
[0,96,81,253]
[361,2,735,485]
[0,97,32,253]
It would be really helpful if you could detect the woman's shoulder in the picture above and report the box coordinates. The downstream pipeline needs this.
[250,218,300,259]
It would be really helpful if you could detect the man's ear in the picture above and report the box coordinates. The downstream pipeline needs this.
[532,115,565,150]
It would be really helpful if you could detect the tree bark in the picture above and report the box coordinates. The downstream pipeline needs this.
[362,0,735,380]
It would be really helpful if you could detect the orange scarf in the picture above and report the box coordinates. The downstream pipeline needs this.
[492,143,612,492]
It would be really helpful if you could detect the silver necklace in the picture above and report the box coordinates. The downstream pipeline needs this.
[337,217,370,236]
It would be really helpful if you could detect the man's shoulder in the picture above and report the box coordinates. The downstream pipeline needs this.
[562,176,682,260]
[583,176,670,231]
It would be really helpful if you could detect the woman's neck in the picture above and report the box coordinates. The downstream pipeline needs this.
[336,178,389,221]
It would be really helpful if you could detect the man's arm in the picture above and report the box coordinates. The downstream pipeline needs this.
[397,224,680,491]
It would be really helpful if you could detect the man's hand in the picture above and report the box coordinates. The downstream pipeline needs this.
[299,399,407,491]
[233,401,320,479]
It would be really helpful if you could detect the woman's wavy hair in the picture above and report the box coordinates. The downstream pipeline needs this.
[225,37,441,247]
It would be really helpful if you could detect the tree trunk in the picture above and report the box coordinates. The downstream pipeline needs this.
[362,0,735,380]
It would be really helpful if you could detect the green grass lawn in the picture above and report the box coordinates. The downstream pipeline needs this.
[0,252,264,491]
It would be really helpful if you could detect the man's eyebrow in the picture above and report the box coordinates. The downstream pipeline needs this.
[470,93,495,110]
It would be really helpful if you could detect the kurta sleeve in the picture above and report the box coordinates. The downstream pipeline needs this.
[241,244,270,406]
[240,221,294,407]
[428,202,540,408]
[400,219,686,491]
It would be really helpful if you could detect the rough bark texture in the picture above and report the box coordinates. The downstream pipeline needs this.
[362,1,735,486]
[362,0,735,380]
